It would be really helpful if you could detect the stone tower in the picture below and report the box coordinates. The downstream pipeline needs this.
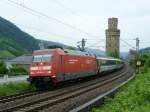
[105,18,120,57]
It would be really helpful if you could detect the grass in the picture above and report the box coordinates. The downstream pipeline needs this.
[0,82,35,96]
[0,50,15,59]
[92,68,150,112]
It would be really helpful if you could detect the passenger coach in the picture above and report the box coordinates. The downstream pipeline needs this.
[96,57,124,73]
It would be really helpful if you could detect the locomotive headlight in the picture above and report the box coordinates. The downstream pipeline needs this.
[48,71,51,73]
[30,72,34,74]
[52,75,56,78]
[40,62,43,65]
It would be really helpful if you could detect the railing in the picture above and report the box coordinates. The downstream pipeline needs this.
[0,75,28,84]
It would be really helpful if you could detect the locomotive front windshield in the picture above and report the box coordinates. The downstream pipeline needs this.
[33,54,52,62]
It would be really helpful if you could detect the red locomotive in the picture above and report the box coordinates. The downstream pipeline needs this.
[28,48,98,88]
[28,48,123,89]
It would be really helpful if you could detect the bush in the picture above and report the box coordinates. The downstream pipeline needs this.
[0,61,8,75]
[106,51,119,58]
[9,65,28,75]
[92,68,150,112]
[140,53,150,67]
[0,82,35,96]
[140,65,148,73]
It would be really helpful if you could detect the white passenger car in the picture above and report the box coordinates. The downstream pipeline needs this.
[96,57,124,73]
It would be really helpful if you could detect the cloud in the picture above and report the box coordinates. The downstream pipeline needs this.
[0,0,149,51]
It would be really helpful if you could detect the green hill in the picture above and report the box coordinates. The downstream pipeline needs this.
[0,50,15,59]
[140,47,150,54]
[0,17,71,59]
[0,17,39,58]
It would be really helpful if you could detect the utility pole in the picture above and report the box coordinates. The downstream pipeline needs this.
[136,37,140,54]
[77,38,86,51]
[39,40,45,50]
[81,38,86,51]
[135,37,140,73]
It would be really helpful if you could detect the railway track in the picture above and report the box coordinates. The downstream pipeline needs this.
[0,91,40,103]
[0,65,133,112]
[42,66,133,112]
[0,73,99,104]
[0,68,122,104]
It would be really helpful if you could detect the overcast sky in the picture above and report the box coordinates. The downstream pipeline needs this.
[0,0,150,51]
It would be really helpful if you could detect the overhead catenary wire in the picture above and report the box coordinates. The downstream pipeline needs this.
[15,23,79,41]
[86,40,105,48]
[0,0,40,17]
[120,38,136,50]
[4,0,100,38]
[2,0,139,51]
[49,0,85,20]
[90,46,105,48]
[86,38,105,41]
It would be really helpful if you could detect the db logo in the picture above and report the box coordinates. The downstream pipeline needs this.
[38,67,43,70]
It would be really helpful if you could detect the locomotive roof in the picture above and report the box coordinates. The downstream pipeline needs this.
[33,48,64,55]
[33,49,94,56]
[64,49,94,56]
[96,56,122,62]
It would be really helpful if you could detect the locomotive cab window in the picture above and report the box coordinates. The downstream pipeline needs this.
[33,55,42,62]
[42,54,53,62]
[33,54,53,62]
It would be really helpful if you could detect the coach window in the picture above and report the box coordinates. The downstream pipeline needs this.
[111,61,115,65]
[101,60,106,66]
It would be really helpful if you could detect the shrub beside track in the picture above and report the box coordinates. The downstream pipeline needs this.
[92,68,150,112]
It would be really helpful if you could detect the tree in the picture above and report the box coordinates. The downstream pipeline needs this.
[47,45,63,49]
[0,61,8,75]
[107,51,119,58]
[138,53,150,73]
[66,46,77,50]
[9,65,28,75]
[140,53,150,67]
